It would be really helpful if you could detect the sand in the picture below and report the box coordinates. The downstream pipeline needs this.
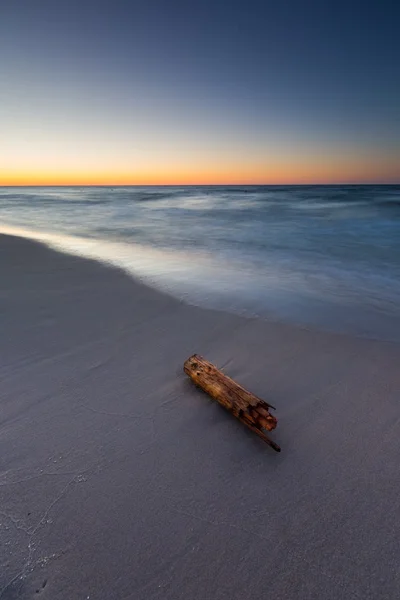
[1,233,399,600]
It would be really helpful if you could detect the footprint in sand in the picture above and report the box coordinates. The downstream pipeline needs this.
[35,579,47,594]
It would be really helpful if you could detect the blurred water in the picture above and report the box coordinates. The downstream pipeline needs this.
[1,185,400,341]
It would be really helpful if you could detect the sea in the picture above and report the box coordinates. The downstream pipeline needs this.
[1,185,400,342]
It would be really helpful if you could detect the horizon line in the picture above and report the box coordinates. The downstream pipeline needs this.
[1,182,399,187]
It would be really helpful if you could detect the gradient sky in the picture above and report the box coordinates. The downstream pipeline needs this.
[1,0,399,184]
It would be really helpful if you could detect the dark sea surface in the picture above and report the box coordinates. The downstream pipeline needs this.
[1,185,400,341]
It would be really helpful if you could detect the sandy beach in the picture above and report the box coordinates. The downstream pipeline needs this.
[1,233,400,600]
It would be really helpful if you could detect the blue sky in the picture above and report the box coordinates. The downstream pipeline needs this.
[1,0,399,183]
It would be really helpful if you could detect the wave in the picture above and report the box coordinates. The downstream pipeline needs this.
[1,185,400,342]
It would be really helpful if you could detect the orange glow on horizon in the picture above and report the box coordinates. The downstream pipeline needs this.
[2,177,398,186]
[1,149,399,187]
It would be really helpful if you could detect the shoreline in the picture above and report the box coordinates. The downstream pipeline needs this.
[1,223,400,346]
[1,233,400,600]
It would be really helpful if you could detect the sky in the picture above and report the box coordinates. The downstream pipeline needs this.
[0,0,399,185]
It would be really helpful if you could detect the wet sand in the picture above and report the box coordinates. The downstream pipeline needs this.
[1,233,399,600]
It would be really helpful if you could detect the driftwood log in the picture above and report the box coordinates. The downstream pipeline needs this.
[184,354,281,452]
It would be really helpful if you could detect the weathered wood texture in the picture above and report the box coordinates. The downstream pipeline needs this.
[184,354,281,452]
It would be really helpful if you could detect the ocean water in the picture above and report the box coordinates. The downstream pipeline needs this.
[1,185,400,341]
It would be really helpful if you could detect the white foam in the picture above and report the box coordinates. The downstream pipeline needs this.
[0,223,246,301]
